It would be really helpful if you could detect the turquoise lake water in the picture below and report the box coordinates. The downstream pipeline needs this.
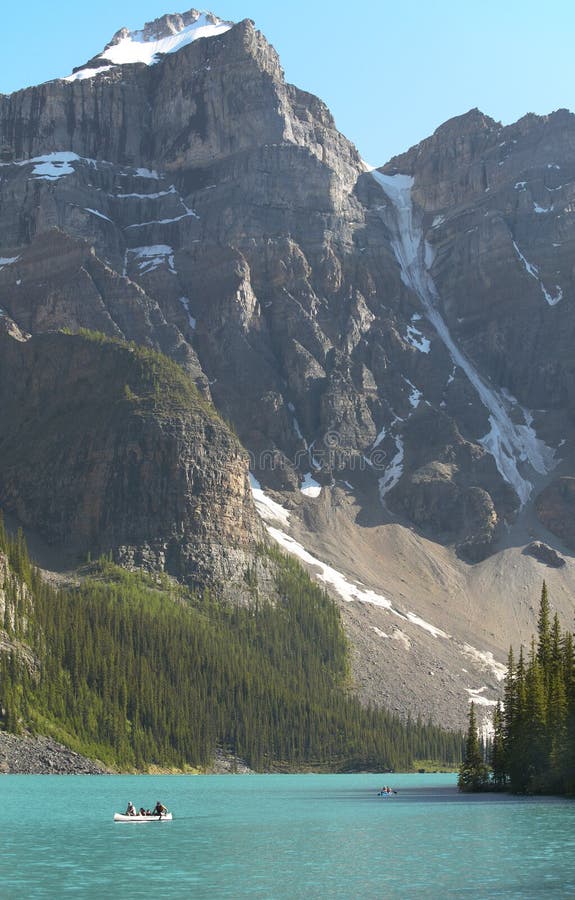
[1,773,574,898]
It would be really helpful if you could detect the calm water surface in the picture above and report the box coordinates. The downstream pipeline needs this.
[1,773,574,898]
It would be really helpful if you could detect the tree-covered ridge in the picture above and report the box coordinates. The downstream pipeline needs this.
[460,582,575,794]
[74,329,222,422]
[0,520,463,772]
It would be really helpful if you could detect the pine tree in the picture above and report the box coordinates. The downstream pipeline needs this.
[458,702,489,792]
[490,702,506,787]
[524,638,548,788]
[502,647,515,753]
[537,581,551,673]
[548,670,567,788]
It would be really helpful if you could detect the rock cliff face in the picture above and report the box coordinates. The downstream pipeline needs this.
[386,107,575,411]
[2,9,575,727]
[0,331,261,585]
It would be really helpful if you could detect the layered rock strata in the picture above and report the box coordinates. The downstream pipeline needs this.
[0,14,573,569]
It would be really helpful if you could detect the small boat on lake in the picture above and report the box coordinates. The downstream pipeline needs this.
[114,812,173,822]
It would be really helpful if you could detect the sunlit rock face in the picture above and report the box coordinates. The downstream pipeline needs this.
[0,12,574,566]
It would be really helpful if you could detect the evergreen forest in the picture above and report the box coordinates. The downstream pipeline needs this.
[0,519,463,772]
[459,582,575,794]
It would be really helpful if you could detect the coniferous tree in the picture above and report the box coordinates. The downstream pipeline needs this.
[548,670,567,788]
[490,702,506,787]
[491,583,575,795]
[524,638,548,786]
[458,702,489,791]
[0,530,464,772]
[537,581,551,673]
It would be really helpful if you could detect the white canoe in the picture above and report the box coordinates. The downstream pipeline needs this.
[114,812,173,823]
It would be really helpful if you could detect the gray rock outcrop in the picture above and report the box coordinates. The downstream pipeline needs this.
[0,733,106,774]
[523,541,566,568]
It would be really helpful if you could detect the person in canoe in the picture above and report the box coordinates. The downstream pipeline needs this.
[125,801,137,816]
[153,801,168,818]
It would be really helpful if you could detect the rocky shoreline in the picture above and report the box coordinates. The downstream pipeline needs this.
[0,733,256,775]
[0,733,106,774]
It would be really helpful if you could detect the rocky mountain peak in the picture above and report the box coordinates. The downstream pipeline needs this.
[99,8,233,67]
[141,9,220,41]
[384,108,501,177]
[434,107,499,137]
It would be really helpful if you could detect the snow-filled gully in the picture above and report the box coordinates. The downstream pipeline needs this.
[371,171,555,505]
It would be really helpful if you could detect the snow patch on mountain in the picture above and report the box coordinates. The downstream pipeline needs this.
[134,168,160,179]
[116,186,177,200]
[404,612,449,639]
[249,474,290,527]
[267,525,396,610]
[462,644,507,682]
[125,209,198,228]
[0,155,166,191]
[512,240,539,279]
[371,626,392,639]
[513,240,563,306]
[98,12,232,68]
[545,285,563,306]
[0,151,82,181]
[403,377,422,408]
[405,318,431,353]
[84,208,112,223]
[63,65,116,83]
[292,417,304,441]
[127,245,176,275]
[378,433,404,498]
[466,686,498,707]
[300,473,322,498]
[533,202,552,214]
[179,297,196,329]
[372,425,387,449]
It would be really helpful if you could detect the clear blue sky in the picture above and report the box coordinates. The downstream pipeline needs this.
[2,0,573,165]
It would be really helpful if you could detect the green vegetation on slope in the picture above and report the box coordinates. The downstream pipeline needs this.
[0,519,463,772]
[459,582,575,794]
[75,329,223,422]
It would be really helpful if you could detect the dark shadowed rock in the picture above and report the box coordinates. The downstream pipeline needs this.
[0,331,262,588]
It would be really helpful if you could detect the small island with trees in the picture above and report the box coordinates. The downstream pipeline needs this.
[459,582,575,795]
